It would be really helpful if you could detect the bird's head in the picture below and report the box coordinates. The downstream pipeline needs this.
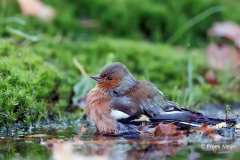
[91,62,137,96]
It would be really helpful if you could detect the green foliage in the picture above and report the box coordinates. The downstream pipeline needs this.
[210,70,240,103]
[72,58,95,106]
[0,39,63,126]
[2,0,240,46]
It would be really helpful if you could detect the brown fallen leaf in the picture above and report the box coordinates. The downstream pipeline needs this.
[206,43,240,70]
[188,124,216,136]
[209,134,224,141]
[203,127,216,136]
[154,123,186,140]
[208,21,240,49]
[189,124,208,134]
[18,0,56,21]
[204,70,218,86]
[207,21,240,71]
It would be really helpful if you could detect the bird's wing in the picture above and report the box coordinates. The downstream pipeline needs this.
[109,81,166,120]
[109,96,144,118]
[135,81,166,116]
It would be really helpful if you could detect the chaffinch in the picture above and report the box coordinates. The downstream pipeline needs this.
[86,62,235,136]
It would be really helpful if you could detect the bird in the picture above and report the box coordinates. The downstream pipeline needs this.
[86,62,236,136]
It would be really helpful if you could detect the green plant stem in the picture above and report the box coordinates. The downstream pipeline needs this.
[0,0,7,32]
[166,6,225,44]
[188,57,193,90]
[73,58,88,77]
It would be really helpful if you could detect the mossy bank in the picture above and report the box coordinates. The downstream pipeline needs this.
[1,36,239,126]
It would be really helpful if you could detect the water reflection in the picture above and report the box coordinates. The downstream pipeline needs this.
[45,131,240,160]
[0,125,239,160]
[44,132,186,160]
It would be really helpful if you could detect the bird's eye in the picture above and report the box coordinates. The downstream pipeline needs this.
[107,77,113,80]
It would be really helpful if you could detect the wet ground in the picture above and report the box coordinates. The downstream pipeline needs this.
[0,120,240,160]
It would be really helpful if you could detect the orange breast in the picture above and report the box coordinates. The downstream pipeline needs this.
[86,86,116,133]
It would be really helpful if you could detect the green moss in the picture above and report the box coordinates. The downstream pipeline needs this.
[0,39,63,126]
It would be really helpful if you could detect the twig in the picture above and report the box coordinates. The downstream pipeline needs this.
[73,58,88,77]
[75,125,86,141]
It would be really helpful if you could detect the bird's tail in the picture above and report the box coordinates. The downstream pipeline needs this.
[150,110,237,129]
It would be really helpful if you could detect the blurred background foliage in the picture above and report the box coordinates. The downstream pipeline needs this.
[2,0,240,45]
[0,0,240,125]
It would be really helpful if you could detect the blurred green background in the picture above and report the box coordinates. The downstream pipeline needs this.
[0,0,240,126]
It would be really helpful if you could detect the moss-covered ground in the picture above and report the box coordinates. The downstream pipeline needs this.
[1,36,239,126]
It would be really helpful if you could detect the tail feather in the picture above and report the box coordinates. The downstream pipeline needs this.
[117,101,237,132]
[161,100,237,126]
[150,111,236,126]
[118,110,237,127]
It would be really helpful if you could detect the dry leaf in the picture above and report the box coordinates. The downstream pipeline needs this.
[207,21,240,71]
[208,21,240,49]
[18,0,56,21]
[215,122,227,129]
[204,70,218,86]
[206,43,240,70]
[203,127,216,136]
[154,123,185,140]
[189,124,216,136]
[191,124,209,133]
[209,134,224,141]
[235,123,240,129]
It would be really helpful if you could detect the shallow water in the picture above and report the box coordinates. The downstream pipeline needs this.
[0,123,240,160]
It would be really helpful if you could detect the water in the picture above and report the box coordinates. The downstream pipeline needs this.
[0,123,239,160]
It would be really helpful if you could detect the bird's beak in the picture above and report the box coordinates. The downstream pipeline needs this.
[91,74,102,82]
